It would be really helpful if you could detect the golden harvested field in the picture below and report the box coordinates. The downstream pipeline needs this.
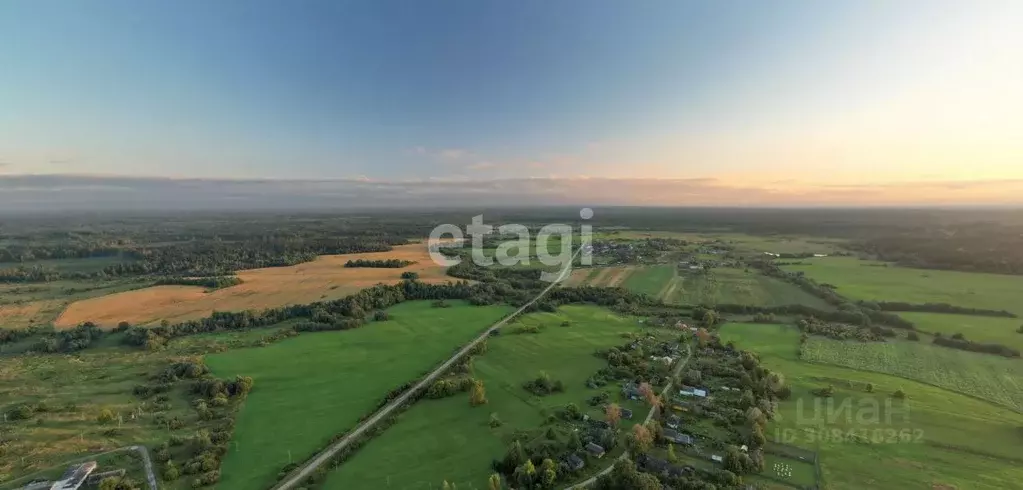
[54,244,451,328]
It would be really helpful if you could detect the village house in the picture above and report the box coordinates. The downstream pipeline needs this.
[585,442,606,458]
[662,429,694,445]
[620,408,634,419]
[562,454,585,472]
[622,382,642,400]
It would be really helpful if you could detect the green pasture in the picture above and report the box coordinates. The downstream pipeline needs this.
[207,300,513,490]
[670,267,831,309]
[323,305,658,490]
[780,257,1023,315]
[719,322,1023,490]
[898,312,1023,351]
[801,337,1023,412]
[622,265,675,298]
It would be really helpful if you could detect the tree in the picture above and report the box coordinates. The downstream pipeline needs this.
[626,423,654,455]
[504,441,527,469]
[605,403,622,428]
[568,430,583,451]
[865,383,874,393]
[893,388,906,399]
[470,379,488,406]
[489,412,502,428]
[750,424,766,448]
[638,382,659,409]
[488,473,503,490]
[97,408,116,424]
[540,459,558,488]
[162,460,180,481]
[695,328,711,346]
[667,444,678,463]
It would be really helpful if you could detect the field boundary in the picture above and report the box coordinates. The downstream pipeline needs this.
[270,248,582,490]
[799,356,1023,414]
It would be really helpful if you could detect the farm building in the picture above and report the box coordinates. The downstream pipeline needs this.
[585,442,606,458]
[679,387,708,398]
[711,454,724,463]
[662,429,694,445]
[49,461,97,490]
[562,454,585,471]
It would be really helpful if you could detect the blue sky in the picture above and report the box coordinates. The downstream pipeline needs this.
[1,0,1022,205]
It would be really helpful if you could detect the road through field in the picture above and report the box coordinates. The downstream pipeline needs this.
[272,248,582,490]
[563,341,693,490]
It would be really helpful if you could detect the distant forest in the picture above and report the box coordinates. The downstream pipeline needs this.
[2,208,1023,279]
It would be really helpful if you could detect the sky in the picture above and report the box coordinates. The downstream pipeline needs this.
[1,0,1022,207]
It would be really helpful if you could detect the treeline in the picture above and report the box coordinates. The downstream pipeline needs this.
[0,237,407,282]
[796,317,894,342]
[712,303,915,329]
[154,276,243,290]
[120,279,524,350]
[343,259,415,268]
[932,334,1021,358]
[866,301,1017,318]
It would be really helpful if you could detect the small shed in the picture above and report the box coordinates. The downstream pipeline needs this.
[662,429,694,445]
[620,408,633,419]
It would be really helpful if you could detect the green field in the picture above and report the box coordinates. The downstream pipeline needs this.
[669,267,832,309]
[323,305,655,490]
[622,265,675,298]
[206,301,513,490]
[593,231,843,254]
[762,453,816,488]
[898,312,1023,351]
[780,257,1023,315]
[0,325,293,485]
[719,323,1023,490]
[801,337,1023,412]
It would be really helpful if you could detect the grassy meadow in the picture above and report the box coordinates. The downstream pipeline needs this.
[780,257,1023,315]
[206,300,513,490]
[719,323,1023,490]
[669,267,831,309]
[801,337,1023,412]
[0,277,148,330]
[898,312,1023,351]
[0,325,287,484]
[322,305,656,490]
[621,265,675,298]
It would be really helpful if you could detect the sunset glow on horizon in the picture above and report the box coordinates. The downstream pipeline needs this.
[2,0,1021,206]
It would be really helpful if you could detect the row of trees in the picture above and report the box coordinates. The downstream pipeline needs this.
[343,259,416,268]
[867,301,1017,318]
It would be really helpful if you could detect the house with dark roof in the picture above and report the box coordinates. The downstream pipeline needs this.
[562,454,585,471]
[622,382,641,400]
[662,429,694,445]
[620,408,633,419]
[585,442,606,458]
[638,454,670,474]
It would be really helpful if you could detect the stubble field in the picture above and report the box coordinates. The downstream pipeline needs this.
[53,244,451,328]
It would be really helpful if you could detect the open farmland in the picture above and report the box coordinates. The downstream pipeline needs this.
[594,231,844,255]
[322,305,656,490]
[206,300,513,490]
[720,323,1023,490]
[898,312,1023,351]
[53,243,451,328]
[669,267,831,308]
[622,265,675,299]
[780,257,1023,315]
[801,337,1023,411]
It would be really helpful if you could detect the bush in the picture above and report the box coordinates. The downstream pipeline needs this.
[893,388,906,399]
[97,408,117,424]
[6,404,34,421]
[489,413,503,428]
[865,383,874,393]
[162,461,180,481]
[811,385,835,398]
